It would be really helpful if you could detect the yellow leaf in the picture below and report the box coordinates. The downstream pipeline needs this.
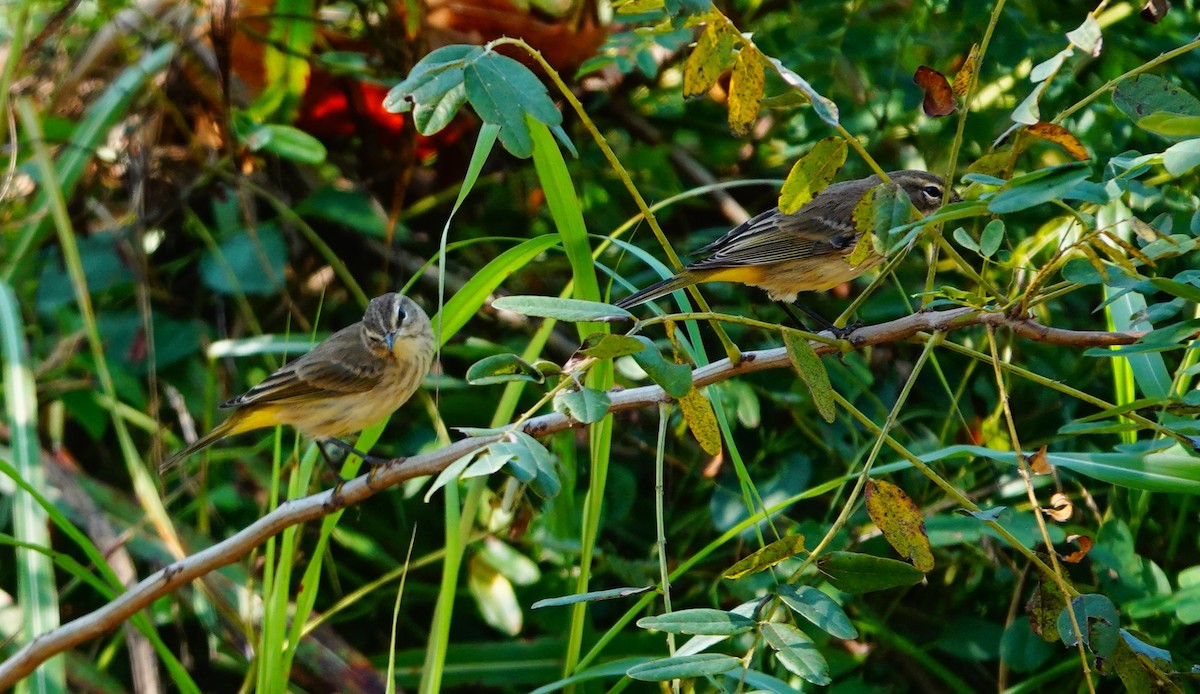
[952,44,980,99]
[679,388,723,455]
[724,535,807,579]
[683,23,736,99]
[1027,121,1089,161]
[865,479,934,572]
[728,48,765,136]
[778,137,847,214]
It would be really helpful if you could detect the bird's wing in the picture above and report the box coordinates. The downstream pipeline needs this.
[221,326,382,407]
[689,212,858,269]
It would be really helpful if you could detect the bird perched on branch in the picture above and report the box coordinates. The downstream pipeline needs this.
[616,170,955,329]
[162,293,435,471]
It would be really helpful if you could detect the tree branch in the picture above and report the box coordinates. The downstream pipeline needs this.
[0,307,1144,687]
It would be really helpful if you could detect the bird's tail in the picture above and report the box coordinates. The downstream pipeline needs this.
[159,414,242,472]
[615,272,699,309]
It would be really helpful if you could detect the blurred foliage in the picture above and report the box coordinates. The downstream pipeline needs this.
[3,0,1200,692]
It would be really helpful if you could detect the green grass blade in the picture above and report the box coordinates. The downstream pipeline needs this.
[0,282,66,692]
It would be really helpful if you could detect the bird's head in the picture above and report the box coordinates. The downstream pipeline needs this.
[362,293,431,358]
[890,170,960,215]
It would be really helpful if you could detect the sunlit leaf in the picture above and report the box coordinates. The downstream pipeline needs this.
[724,534,807,579]
[779,138,846,214]
[679,388,723,455]
[865,479,935,572]
[727,47,765,136]
[952,44,979,98]
[683,22,736,98]
[1027,122,1089,160]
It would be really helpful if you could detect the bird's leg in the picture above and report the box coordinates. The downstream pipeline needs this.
[321,437,391,465]
[780,300,861,339]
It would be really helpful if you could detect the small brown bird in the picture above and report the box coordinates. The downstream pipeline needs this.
[616,170,955,323]
[161,293,436,470]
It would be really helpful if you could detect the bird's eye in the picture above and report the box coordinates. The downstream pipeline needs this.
[395,304,407,324]
[922,185,942,198]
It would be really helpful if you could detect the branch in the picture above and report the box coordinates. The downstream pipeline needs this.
[0,307,1143,687]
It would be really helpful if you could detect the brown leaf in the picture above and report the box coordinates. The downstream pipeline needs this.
[1061,534,1094,563]
[952,44,980,99]
[1027,122,1089,161]
[913,65,956,117]
[1140,0,1170,23]
[1027,445,1052,475]
[1042,492,1073,522]
[865,479,935,572]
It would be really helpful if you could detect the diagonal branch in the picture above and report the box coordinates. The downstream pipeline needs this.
[0,307,1145,687]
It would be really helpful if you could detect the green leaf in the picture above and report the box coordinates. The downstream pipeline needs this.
[768,57,839,126]
[531,586,654,609]
[1138,113,1200,137]
[779,138,847,214]
[760,622,830,685]
[432,236,560,344]
[626,654,743,681]
[1058,594,1120,657]
[1000,617,1055,673]
[295,188,389,238]
[979,219,1005,257]
[466,353,545,385]
[777,585,857,639]
[492,296,631,322]
[782,329,836,423]
[384,44,481,114]
[243,123,327,164]
[1149,278,1200,304]
[637,608,755,635]
[952,226,978,253]
[463,52,562,158]
[724,534,807,579]
[630,337,692,398]
[816,551,925,593]
[988,163,1092,213]
[556,387,612,424]
[1113,74,1200,130]
[199,225,287,296]
[578,334,647,359]
[1065,15,1101,55]
[1163,138,1200,175]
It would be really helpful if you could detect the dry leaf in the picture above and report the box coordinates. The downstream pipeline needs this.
[952,44,980,99]
[1140,0,1170,23]
[1062,534,1094,563]
[1042,492,1073,522]
[1027,445,1052,475]
[913,65,956,117]
[1027,121,1089,161]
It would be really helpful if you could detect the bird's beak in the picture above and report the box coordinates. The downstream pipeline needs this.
[385,332,396,353]
[950,189,963,204]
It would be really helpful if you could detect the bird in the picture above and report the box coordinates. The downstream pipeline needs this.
[161,293,436,471]
[615,170,955,329]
